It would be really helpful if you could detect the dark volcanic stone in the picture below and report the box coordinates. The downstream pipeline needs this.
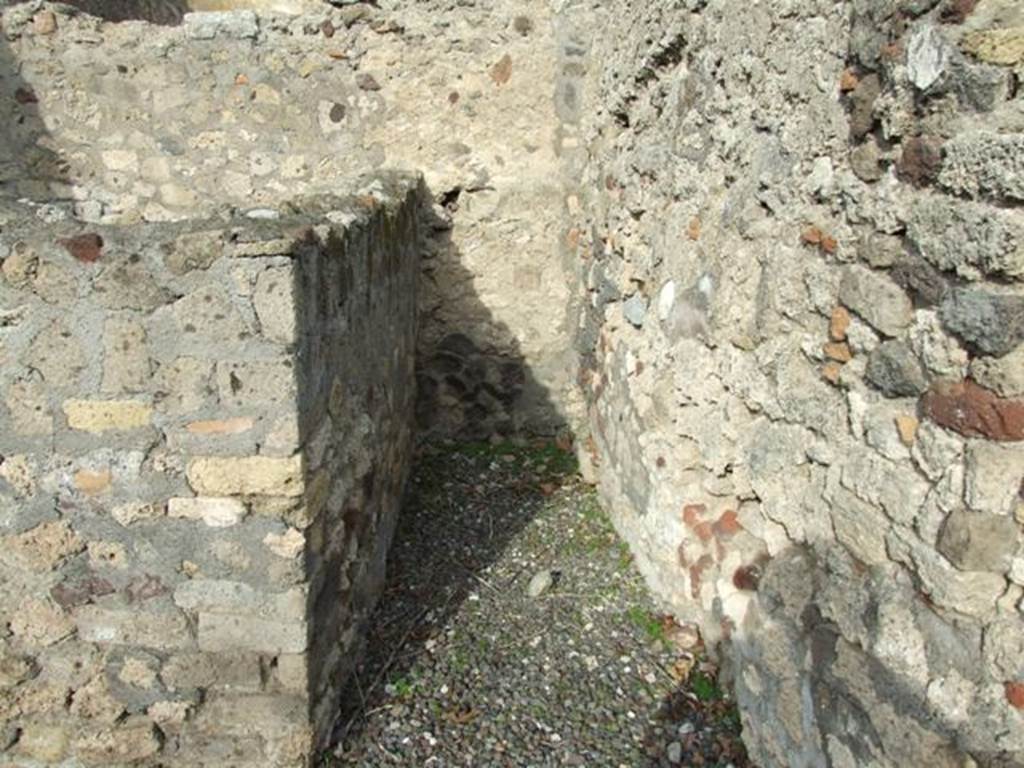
[897,136,944,187]
[940,288,1024,357]
[866,340,929,397]
[891,256,949,307]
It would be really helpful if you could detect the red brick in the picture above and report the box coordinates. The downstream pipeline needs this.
[921,379,1024,442]
[1006,681,1024,709]
[59,233,104,263]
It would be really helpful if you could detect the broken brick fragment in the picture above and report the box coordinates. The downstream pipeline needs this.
[801,226,822,246]
[839,68,859,92]
[823,341,853,363]
[822,361,844,385]
[802,226,837,254]
[1006,682,1024,709]
[59,233,104,263]
[830,306,851,341]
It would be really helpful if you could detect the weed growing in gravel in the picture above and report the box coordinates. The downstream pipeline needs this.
[689,669,724,702]
[616,541,634,571]
[387,675,417,699]
[445,439,579,481]
[626,606,670,648]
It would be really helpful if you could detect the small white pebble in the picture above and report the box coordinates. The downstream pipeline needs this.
[667,741,683,764]
[245,208,280,219]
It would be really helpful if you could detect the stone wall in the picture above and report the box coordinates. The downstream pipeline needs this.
[4,0,1024,765]
[0,173,420,766]
[0,0,579,438]
[571,0,1024,765]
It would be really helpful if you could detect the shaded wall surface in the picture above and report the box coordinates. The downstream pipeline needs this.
[0,173,420,766]
[0,0,579,439]
[571,0,1024,765]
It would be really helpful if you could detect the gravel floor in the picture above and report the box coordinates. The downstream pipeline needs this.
[326,441,754,768]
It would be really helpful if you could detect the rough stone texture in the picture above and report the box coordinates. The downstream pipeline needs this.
[940,287,1024,358]
[938,509,1019,572]
[570,0,1024,765]
[2,0,1023,766]
[0,173,420,767]
[0,0,577,439]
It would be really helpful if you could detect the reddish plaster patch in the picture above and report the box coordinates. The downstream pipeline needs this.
[689,554,714,600]
[682,503,706,528]
[713,509,742,538]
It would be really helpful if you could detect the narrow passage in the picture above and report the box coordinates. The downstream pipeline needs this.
[328,442,753,768]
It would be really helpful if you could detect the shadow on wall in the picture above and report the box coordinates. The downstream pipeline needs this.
[254,177,569,756]
[7,0,188,24]
[0,19,66,198]
[727,544,1008,767]
[1,0,184,199]
[416,192,567,441]
[320,187,570,753]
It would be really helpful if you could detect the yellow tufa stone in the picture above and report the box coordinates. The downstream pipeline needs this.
[187,454,304,497]
[168,497,247,527]
[74,469,112,496]
[4,521,84,571]
[962,28,1024,66]
[264,528,305,559]
[15,724,69,762]
[63,400,153,433]
[186,417,254,435]
[895,415,919,446]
